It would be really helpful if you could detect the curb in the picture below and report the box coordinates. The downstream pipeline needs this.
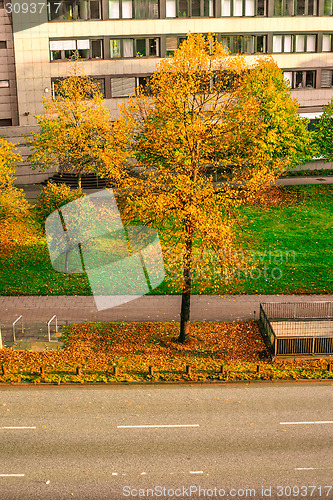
[0,379,332,387]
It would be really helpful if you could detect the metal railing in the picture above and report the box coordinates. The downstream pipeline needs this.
[12,315,23,342]
[260,302,333,357]
[261,301,333,321]
[47,315,58,342]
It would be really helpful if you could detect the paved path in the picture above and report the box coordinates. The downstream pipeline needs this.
[276,176,333,185]
[18,176,333,200]
[1,294,333,327]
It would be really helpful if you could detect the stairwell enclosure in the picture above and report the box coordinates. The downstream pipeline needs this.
[259,302,333,358]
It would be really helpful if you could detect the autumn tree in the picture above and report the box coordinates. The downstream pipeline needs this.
[0,136,22,190]
[27,62,125,189]
[101,34,312,343]
[0,136,34,250]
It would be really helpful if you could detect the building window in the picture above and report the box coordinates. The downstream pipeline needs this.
[93,78,106,97]
[110,76,151,97]
[324,0,333,14]
[0,119,12,126]
[273,34,316,52]
[49,39,103,61]
[48,0,101,20]
[221,0,266,16]
[283,70,316,88]
[109,38,160,58]
[220,35,267,53]
[109,0,159,18]
[321,69,333,87]
[273,0,317,15]
[322,34,333,51]
[0,80,9,87]
[166,0,214,16]
[0,41,7,49]
[111,77,136,97]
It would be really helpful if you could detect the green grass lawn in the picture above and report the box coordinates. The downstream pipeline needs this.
[1,184,333,295]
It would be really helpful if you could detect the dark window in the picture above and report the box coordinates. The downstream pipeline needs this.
[134,0,146,18]
[91,39,103,59]
[273,0,283,15]
[0,41,6,49]
[288,70,316,89]
[256,35,265,52]
[274,0,317,15]
[48,0,101,20]
[0,118,12,126]
[296,0,305,14]
[257,0,265,14]
[148,0,159,16]
[308,118,319,131]
[324,0,333,14]
[295,71,303,87]
[149,38,158,56]
[136,38,146,57]
[305,70,315,87]
[191,0,201,15]
[178,0,188,15]
[137,76,151,95]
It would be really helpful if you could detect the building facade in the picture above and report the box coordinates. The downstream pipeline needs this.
[1,0,333,182]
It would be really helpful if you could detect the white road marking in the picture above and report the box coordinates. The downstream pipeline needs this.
[295,467,333,471]
[0,474,25,477]
[0,427,36,430]
[280,421,333,425]
[117,424,200,429]
[190,471,203,474]
[112,473,118,476]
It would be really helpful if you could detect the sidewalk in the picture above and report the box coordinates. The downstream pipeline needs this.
[1,294,333,326]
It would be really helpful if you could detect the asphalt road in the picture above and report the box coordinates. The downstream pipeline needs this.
[0,383,332,500]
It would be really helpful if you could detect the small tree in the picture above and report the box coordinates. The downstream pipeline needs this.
[0,136,22,190]
[27,63,116,189]
[0,137,33,250]
[314,99,333,161]
[101,34,312,343]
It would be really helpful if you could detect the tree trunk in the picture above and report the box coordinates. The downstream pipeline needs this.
[77,171,82,189]
[178,226,193,343]
[179,267,191,343]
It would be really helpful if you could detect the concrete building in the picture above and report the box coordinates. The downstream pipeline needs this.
[0,0,333,183]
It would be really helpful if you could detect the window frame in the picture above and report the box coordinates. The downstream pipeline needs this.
[272,0,317,16]
[109,37,160,58]
[283,69,316,89]
[220,0,266,16]
[109,0,160,19]
[49,39,104,61]
[48,0,102,20]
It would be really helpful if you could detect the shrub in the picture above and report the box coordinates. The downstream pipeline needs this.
[0,186,38,251]
[0,186,30,222]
